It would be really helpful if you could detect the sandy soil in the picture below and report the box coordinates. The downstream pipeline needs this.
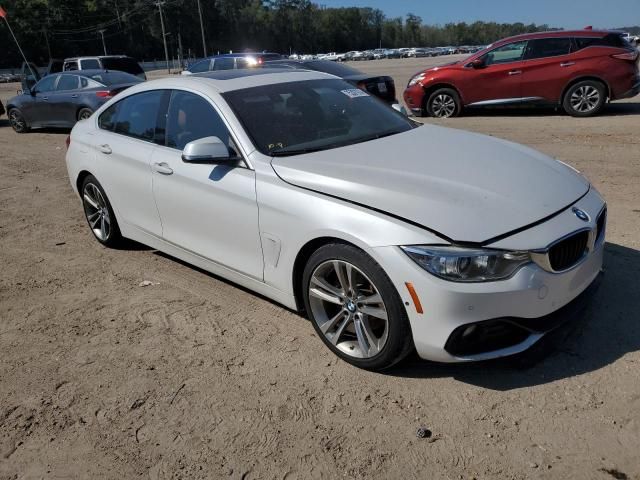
[1,57,639,480]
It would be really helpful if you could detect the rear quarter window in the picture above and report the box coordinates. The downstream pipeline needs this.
[573,34,632,51]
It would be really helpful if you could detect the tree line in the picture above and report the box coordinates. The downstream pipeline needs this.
[0,0,566,68]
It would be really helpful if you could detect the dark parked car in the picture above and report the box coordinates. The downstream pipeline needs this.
[6,70,142,133]
[261,59,403,110]
[404,29,640,118]
[182,52,283,74]
[63,56,146,80]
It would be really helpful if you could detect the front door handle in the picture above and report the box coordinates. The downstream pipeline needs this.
[97,144,112,154]
[508,70,522,76]
[71,94,78,98]
[42,96,49,101]
[153,162,173,175]
[560,62,575,67]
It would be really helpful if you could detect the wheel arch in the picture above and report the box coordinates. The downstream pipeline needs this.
[422,82,463,109]
[75,170,93,196]
[291,236,363,312]
[561,76,611,104]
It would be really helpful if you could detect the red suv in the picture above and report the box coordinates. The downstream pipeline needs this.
[404,30,639,118]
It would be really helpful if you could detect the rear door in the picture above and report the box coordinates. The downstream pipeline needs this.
[520,37,573,103]
[48,74,81,126]
[91,90,166,236]
[21,62,40,91]
[458,40,527,105]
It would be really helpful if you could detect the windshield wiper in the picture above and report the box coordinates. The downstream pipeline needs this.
[270,146,333,157]
[269,129,408,157]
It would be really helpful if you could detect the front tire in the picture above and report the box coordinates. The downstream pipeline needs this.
[426,88,462,118]
[8,108,29,133]
[81,175,123,247]
[562,80,606,117]
[302,243,413,370]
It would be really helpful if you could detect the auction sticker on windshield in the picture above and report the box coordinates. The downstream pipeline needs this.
[341,89,369,98]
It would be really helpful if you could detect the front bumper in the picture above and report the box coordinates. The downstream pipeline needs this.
[403,83,425,114]
[370,190,606,363]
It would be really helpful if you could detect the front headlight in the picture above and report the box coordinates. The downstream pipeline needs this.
[401,245,531,282]
[407,73,425,87]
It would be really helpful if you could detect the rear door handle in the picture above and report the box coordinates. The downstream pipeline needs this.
[560,62,575,67]
[153,162,173,175]
[508,70,522,76]
[42,96,49,101]
[71,94,78,98]
[97,144,112,154]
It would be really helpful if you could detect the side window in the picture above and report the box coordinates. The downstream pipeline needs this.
[484,41,527,66]
[56,75,80,91]
[189,60,211,73]
[81,77,103,89]
[34,75,58,93]
[80,59,101,70]
[64,61,79,71]
[165,90,232,151]
[524,38,571,60]
[98,102,121,131]
[213,57,235,70]
[113,90,165,141]
[236,58,252,69]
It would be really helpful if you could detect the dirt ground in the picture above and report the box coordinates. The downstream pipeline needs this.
[1,57,639,480]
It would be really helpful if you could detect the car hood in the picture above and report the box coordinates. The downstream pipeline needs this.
[270,125,590,243]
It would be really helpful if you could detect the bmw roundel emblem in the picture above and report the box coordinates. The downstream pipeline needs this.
[572,207,589,222]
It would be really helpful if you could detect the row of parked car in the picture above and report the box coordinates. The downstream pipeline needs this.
[304,46,482,62]
[2,28,639,134]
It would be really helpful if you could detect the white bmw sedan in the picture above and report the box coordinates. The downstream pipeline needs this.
[66,69,606,370]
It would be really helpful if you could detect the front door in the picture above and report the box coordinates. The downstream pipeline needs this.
[460,40,527,105]
[150,90,263,280]
[48,74,80,126]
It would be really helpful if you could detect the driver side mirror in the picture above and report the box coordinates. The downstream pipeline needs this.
[470,58,485,69]
[182,136,238,163]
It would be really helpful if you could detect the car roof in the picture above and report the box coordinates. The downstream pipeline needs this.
[54,69,114,77]
[138,69,336,94]
[64,55,136,61]
[204,52,281,59]
[495,29,612,45]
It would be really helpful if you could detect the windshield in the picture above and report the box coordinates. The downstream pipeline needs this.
[101,58,144,76]
[223,79,415,156]
[303,60,360,76]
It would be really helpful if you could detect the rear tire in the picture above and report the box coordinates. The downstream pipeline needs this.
[77,108,93,121]
[562,80,606,117]
[426,88,462,118]
[81,175,123,248]
[302,243,414,371]
[8,108,29,133]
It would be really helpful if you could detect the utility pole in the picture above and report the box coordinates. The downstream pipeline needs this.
[97,29,107,55]
[155,1,170,73]
[196,0,207,57]
[177,28,183,69]
[43,28,52,59]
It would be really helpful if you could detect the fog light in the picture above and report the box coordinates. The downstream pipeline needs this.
[462,325,478,338]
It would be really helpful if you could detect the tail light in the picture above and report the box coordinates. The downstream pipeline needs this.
[65,135,70,150]
[612,51,639,61]
[95,90,113,98]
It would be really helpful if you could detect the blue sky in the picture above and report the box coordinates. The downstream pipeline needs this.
[317,0,640,29]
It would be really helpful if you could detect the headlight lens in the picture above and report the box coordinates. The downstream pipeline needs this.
[401,245,531,282]
[407,73,425,87]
